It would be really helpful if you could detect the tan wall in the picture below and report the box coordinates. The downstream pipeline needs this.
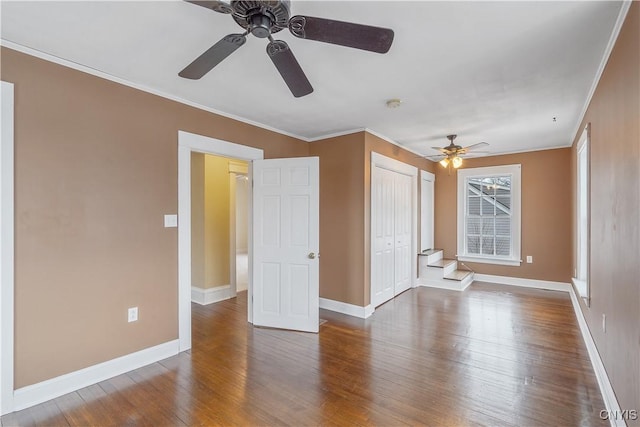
[434,148,573,282]
[1,47,308,388]
[309,131,434,307]
[191,152,205,287]
[570,2,639,418]
[309,132,366,306]
[203,155,230,288]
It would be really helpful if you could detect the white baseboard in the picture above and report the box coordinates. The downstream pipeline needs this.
[474,274,571,292]
[319,298,373,319]
[568,288,624,427]
[191,285,232,305]
[12,339,179,412]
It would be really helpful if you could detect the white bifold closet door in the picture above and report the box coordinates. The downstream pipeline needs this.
[371,166,413,308]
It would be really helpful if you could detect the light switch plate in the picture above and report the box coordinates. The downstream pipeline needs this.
[164,214,178,228]
[526,256,533,263]
[128,307,138,323]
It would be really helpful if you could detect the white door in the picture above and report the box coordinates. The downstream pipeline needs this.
[252,157,319,333]
[394,173,412,295]
[371,166,395,307]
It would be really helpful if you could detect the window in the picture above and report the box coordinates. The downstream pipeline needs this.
[574,124,589,300]
[457,164,521,266]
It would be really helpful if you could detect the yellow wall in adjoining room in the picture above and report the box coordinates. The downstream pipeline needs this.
[191,152,206,288]
[203,155,231,288]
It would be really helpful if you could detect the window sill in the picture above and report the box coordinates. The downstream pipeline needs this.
[457,255,521,266]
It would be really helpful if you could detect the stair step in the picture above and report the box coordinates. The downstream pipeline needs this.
[444,270,473,281]
[419,248,443,256]
[427,259,456,268]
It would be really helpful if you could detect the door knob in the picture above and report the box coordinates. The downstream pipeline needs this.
[308,252,316,259]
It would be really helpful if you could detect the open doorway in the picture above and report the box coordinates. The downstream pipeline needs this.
[177,131,320,347]
[189,153,249,305]
[177,131,263,351]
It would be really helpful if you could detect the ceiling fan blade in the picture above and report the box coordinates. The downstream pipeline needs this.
[267,40,313,98]
[179,34,246,79]
[431,147,451,154]
[461,142,489,151]
[184,1,233,14]
[462,152,490,157]
[288,15,394,53]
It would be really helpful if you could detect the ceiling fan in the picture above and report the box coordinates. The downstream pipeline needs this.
[179,0,394,97]
[428,135,489,169]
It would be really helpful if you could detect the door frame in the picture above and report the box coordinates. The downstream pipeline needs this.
[228,161,249,296]
[177,131,263,351]
[1,81,15,415]
[370,152,418,308]
[420,170,435,252]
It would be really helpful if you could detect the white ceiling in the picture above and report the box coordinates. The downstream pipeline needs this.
[0,1,625,157]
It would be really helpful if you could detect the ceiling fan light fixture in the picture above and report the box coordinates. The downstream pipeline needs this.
[439,158,450,168]
[452,156,463,168]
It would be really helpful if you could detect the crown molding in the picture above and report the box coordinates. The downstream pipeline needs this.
[0,39,309,142]
[569,1,632,146]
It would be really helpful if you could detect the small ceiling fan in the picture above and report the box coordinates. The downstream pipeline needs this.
[428,135,489,169]
[180,0,395,97]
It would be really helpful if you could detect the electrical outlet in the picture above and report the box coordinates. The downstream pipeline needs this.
[526,256,533,264]
[602,314,606,333]
[128,307,138,323]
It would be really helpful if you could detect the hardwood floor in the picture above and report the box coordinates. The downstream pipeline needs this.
[2,283,606,426]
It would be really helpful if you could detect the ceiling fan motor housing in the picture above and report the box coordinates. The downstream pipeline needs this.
[231,0,291,36]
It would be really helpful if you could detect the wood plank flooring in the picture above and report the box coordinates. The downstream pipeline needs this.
[1,283,606,426]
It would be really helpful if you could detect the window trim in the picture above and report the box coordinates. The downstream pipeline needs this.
[456,164,522,266]
[573,124,590,302]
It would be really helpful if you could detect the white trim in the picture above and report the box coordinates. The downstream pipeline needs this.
[572,278,588,300]
[458,255,522,267]
[306,127,364,142]
[371,152,418,176]
[365,128,427,158]
[569,1,632,147]
[575,124,590,300]
[319,298,374,319]
[474,274,571,292]
[568,287,624,427]
[306,128,428,158]
[178,131,263,348]
[420,170,435,252]
[0,40,308,142]
[457,164,522,267]
[12,340,179,412]
[1,81,15,415]
[191,285,232,305]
